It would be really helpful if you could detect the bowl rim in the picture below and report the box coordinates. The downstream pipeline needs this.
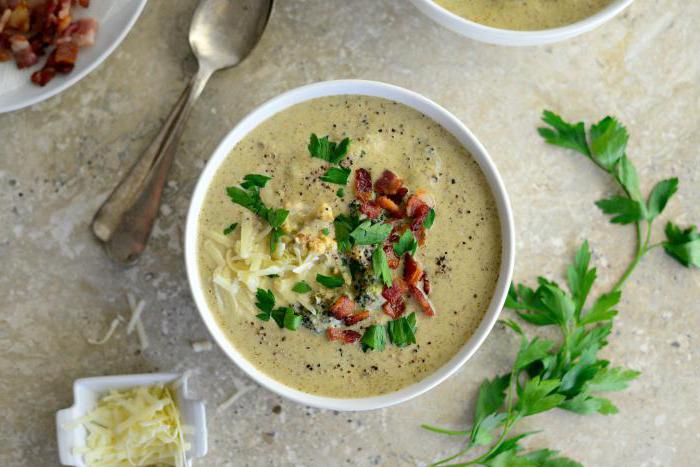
[184,79,515,411]
[408,0,635,46]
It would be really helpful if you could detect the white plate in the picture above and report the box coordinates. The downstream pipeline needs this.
[56,373,208,467]
[0,0,147,113]
[184,80,516,411]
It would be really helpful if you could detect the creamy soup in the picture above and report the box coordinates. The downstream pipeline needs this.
[434,0,614,30]
[197,96,501,397]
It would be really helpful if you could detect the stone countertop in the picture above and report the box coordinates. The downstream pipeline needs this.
[1,0,698,465]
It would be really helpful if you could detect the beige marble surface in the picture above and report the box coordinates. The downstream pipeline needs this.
[1,0,699,465]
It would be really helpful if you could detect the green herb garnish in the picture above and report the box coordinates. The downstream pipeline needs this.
[393,230,418,257]
[423,110,698,465]
[350,220,392,245]
[254,289,301,330]
[387,312,417,347]
[361,325,387,352]
[226,174,289,252]
[336,187,345,198]
[321,228,330,236]
[308,133,351,164]
[316,273,345,289]
[291,281,312,294]
[372,246,393,287]
[334,213,360,253]
[223,222,238,235]
[320,166,351,185]
[423,208,435,229]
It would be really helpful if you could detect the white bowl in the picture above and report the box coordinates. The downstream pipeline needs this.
[56,373,207,467]
[184,79,515,411]
[408,0,635,46]
[0,0,147,113]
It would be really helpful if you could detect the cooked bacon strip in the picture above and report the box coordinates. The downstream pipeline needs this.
[422,271,431,295]
[57,18,97,47]
[354,168,373,202]
[388,186,408,204]
[376,195,403,218]
[405,194,426,217]
[409,285,435,317]
[359,200,382,219]
[30,65,54,85]
[344,310,369,326]
[383,243,400,269]
[10,34,37,68]
[410,203,431,232]
[403,254,423,286]
[374,170,403,195]
[327,327,362,344]
[382,300,406,319]
[382,278,407,318]
[329,295,355,320]
[415,188,436,208]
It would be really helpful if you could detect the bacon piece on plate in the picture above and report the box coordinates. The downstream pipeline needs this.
[409,285,435,317]
[0,8,11,34]
[30,66,54,85]
[374,170,403,195]
[383,243,400,269]
[327,328,361,344]
[404,254,423,286]
[7,3,30,32]
[359,200,382,219]
[329,295,355,320]
[10,34,37,68]
[344,310,370,326]
[51,40,77,71]
[376,195,403,218]
[354,168,373,202]
[58,18,98,47]
[78,0,91,7]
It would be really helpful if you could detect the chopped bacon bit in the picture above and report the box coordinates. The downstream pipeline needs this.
[383,243,400,269]
[422,271,431,295]
[79,0,90,8]
[403,254,423,286]
[359,200,382,219]
[354,168,373,202]
[382,300,406,319]
[58,18,97,47]
[409,285,435,317]
[10,34,37,68]
[376,195,403,218]
[344,310,370,326]
[415,226,426,246]
[0,47,11,62]
[410,203,431,232]
[30,65,54,85]
[329,295,355,319]
[327,328,362,344]
[382,277,407,304]
[0,9,11,34]
[388,186,409,204]
[415,188,436,208]
[405,195,426,217]
[374,170,403,195]
[7,3,30,32]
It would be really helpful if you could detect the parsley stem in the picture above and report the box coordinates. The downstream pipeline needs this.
[611,220,652,292]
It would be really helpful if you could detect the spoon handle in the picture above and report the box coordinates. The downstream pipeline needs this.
[92,68,212,264]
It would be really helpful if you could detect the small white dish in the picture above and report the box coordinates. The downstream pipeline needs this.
[56,373,207,467]
[184,79,516,411]
[408,0,635,46]
[0,0,147,113]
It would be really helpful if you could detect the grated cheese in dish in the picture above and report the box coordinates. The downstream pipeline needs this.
[70,385,191,467]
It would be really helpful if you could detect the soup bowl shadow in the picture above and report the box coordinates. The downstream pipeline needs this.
[408,0,635,46]
[184,80,515,411]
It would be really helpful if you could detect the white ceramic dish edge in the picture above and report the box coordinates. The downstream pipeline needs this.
[56,373,207,467]
[0,0,147,113]
[408,0,635,46]
[184,79,515,411]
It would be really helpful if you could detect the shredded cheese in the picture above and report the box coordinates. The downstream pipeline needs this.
[70,385,190,467]
[87,316,124,345]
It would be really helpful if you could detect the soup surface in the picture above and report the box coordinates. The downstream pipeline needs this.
[434,0,615,30]
[197,95,502,397]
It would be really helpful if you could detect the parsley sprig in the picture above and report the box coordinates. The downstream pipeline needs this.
[254,288,301,331]
[225,174,289,252]
[423,111,697,466]
[308,134,352,187]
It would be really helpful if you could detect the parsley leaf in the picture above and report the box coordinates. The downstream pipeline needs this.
[538,110,589,156]
[240,173,271,189]
[291,281,312,294]
[516,376,566,416]
[316,274,345,289]
[423,208,436,229]
[226,186,264,214]
[393,230,418,257]
[615,155,642,201]
[282,307,302,331]
[566,240,596,318]
[336,187,345,198]
[333,213,360,253]
[595,196,646,224]
[663,222,700,268]
[589,116,628,171]
[646,178,678,220]
[320,166,351,185]
[266,208,289,229]
[360,324,387,352]
[580,291,620,325]
[223,222,238,235]
[254,289,301,331]
[372,246,393,287]
[387,312,417,347]
[254,288,275,321]
[308,133,351,164]
[350,220,392,245]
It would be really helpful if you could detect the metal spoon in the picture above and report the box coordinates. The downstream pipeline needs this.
[91,0,274,264]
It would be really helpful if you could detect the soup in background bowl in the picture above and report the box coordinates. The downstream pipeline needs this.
[185,80,514,411]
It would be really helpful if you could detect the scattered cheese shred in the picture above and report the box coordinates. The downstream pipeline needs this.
[70,385,190,467]
[87,316,124,345]
[190,340,212,352]
[217,385,254,413]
